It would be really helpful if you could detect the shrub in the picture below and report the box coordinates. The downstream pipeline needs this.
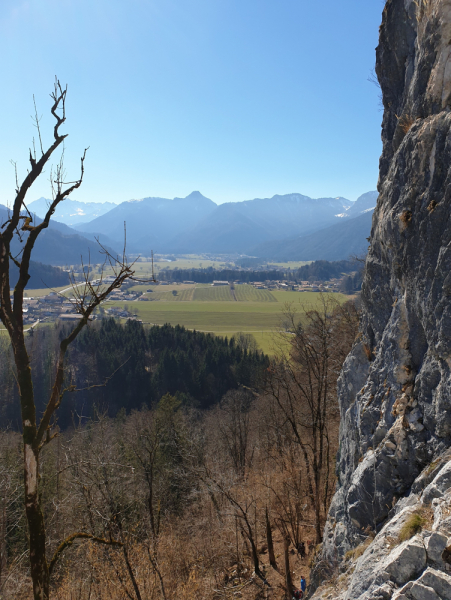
[398,513,425,542]
[396,113,415,134]
[400,210,413,226]
[363,344,373,361]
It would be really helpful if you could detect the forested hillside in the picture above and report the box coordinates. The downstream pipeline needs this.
[0,298,359,600]
[10,260,69,289]
[0,320,268,429]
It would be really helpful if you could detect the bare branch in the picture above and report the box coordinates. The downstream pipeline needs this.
[32,94,44,155]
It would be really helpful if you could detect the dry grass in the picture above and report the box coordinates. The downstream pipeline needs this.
[345,536,373,562]
[398,512,426,543]
[400,210,413,227]
[427,200,438,213]
[396,114,415,134]
[425,458,441,475]
[363,344,374,362]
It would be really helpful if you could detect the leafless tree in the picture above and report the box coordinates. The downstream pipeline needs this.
[266,296,359,544]
[0,80,139,600]
[217,389,256,477]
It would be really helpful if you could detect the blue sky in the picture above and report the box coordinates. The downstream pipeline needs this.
[1,0,383,205]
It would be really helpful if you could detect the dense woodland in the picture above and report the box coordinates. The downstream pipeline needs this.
[0,298,360,600]
[292,260,358,282]
[0,320,268,430]
[10,260,70,290]
[158,260,358,285]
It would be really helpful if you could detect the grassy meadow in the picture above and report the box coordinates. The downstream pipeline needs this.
[106,285,347,355]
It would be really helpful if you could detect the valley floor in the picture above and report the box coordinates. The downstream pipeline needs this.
[105,288,347,355]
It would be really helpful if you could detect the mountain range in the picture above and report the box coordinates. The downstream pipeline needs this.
[252,209,373,261]
[74,191,217,253]
[28,197,117,227]
[251,191,376,260]
[70,190,377,257]
[2,190,378,263]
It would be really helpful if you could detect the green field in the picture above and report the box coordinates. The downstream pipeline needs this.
[145,287,195,301]
[154,257,230,270]
[14,254,347,355]
[267,261,312,269]
[106,290,347,355]
[234,285,277,302]
[75,256,312,281]
[193,285,233,301]
[23,285,71,298]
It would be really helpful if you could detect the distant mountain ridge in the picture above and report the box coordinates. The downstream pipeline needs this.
[75,191,216,253]
[28,197,117,227]
[339,190,378,218]
[0,204,117,266]
[69,190,376,255]
[170,194,355,254]
[22,189,378,260]
[252,209,374,261]
[249,190,377,261]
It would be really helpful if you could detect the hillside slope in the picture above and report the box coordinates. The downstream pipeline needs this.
[252,209,373,261]
[10,261,69,289]
[171,194,353,254]
[0,204,116,266]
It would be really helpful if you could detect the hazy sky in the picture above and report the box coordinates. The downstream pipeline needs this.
[1,0,383,205]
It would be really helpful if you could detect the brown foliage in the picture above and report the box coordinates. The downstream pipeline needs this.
[0,297,361,600]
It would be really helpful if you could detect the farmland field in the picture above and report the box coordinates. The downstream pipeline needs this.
[106,290,348,355]
[145,288,195,301]
[234,285,277,302]
[193,285,233,301]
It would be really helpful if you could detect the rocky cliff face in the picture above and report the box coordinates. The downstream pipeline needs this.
[310,1,451,597]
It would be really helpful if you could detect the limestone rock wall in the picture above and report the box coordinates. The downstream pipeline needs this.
[311,0,451,595]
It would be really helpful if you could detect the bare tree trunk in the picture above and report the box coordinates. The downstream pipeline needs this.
[265,508,278,571]
[0,80,140,600]
[122,545,142,600]
[17,343,50,600]
[284,536,293,599]
[24,446,49,599]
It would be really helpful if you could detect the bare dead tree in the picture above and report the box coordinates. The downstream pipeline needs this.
[265,507,278,572]
[283,535,293,599]
[0,80,139,600]
[217,389,256,477]
[266,296,359,544]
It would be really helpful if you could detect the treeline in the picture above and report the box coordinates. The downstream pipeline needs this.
[293,259,358,282]
[10,259,70,290]
[158,259,359,284]
[158,268,285,283]
[0,320,268,430]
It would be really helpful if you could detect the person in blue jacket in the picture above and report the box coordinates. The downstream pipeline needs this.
[300,576,306,595]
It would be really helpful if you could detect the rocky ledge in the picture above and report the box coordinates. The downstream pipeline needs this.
[311,452,451,600]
